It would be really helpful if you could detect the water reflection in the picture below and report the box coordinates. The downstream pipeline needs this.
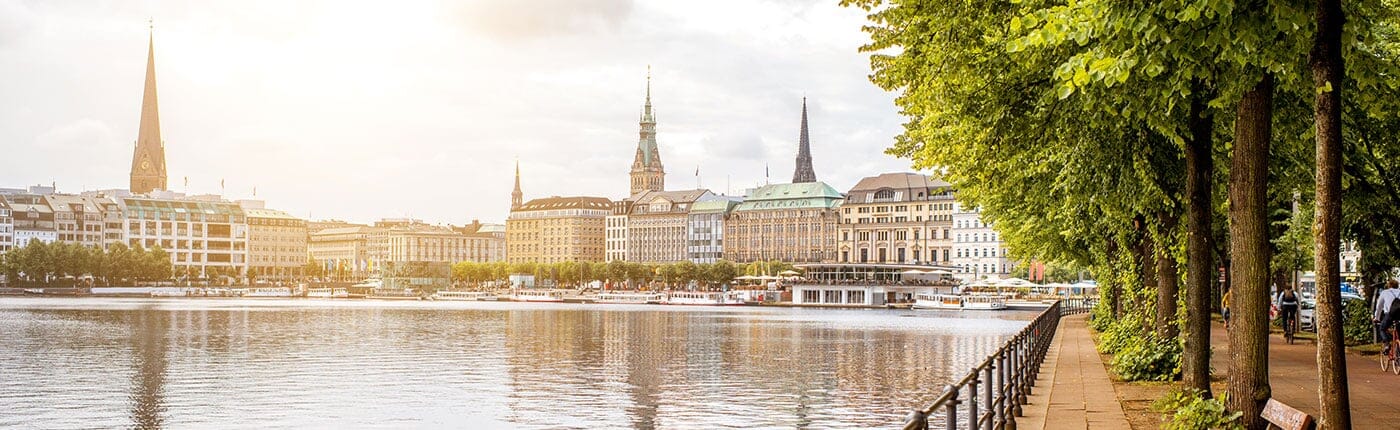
[0,298,1033,429]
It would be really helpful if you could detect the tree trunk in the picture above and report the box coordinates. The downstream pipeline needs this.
[1157,211,1181,340]
[1183,87,1216,395]
[1311,0,1350,427]
[1227,75,1274,430]
[1136,215,1158,330]
[1108,235,1123,317]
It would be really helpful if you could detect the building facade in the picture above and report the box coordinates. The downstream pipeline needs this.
[951,202,1011,280]
[725,182,842,263]
[46,195,110,248]
[506,196,611,264]
[4,195,57,248]
[0,198,12,253]
[119,197,249,279]
[622,189,713,263]
[686,197,740,263]
[838,173,955,265]
[605,201,631,263]
[629,71,665,196]
[309,225,378,280]
[245,208,308,281]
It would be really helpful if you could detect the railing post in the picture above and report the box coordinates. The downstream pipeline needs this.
[1004,348,1017,430]
[968,371,980,430]
[982,364,994,430]
[1015,336,1027,414]
[997,351,1009,430]
[906,409,929,430]
[945,385,960,430]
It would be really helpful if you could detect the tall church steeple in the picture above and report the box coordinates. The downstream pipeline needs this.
[130,22,168,195]
[629,66,664,196]
[792,97,817,184]
[511,160,523,210]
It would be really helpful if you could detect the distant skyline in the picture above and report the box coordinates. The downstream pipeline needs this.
[0,0,914,225]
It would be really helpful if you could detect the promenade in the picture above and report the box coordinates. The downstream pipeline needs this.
[1028,314,1399,429]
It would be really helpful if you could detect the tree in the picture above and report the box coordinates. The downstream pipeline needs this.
[1308,0,1349,426]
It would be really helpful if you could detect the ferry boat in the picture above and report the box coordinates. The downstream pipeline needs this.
[433,290,497,301]
[594,291,664,304]
[307,287,349,298]
[662,291,746,306]
[367,288,422,300]
[242,287,293,298]
[509,289,566,302]
[912,293,1007,311]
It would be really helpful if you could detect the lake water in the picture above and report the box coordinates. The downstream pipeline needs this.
[0,298,1035,429]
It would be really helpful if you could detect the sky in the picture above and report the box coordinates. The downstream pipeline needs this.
[0,0,914,225]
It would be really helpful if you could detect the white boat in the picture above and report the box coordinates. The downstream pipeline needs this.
[510,289,566,302]
[594,291,664,304]
[433,290,496,301]
[913,293,1007,311]
[242,287,293,298]
[663,291,746,306]
[307,287,349,298]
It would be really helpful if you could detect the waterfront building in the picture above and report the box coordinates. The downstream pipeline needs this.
[605,201,630,263]
[686,197,741,263]
[506,196,611,264]
[629,71,665,196]
[837,173,955,265]
[0,198,12,253]
[4,195,57,248]
[452,220,507,263]
[792,263,959,306]
[118,197,249,279]
[308,224,378,280]
[244,207,307,282]
[951,202,1011,280]
[792,98,818,184]
[129,27,168,195]
[384,221,501,264]
[621,189,714,263]
[45,194,110,247]
[725,182,842,263]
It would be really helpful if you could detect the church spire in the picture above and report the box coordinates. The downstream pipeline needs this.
[511,159,523,210]
[792,97,817,183]
[629,66,664,196]
[130,21,168,194]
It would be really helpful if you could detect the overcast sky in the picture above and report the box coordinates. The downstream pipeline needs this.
[0,0,913,225]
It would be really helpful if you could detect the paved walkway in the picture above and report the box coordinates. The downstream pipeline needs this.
[1208,321,1400,427]
[1024,314,1131,430]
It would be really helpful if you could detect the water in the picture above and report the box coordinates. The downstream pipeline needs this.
[0,297,1035,429]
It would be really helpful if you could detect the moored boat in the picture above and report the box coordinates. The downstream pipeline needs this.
[242,287,293,298]
[433,290,495,301]
[594,291,664,305]
[662,291,746,306]
[509,289,566,302]
[307,287,349,298]
[912,293,1007,311]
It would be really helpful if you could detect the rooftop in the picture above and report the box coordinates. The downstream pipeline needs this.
[514,196,613,212]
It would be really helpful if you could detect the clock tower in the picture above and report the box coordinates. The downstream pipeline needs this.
[130,25,168,195]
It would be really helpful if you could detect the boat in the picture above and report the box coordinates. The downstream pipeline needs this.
[509,289,566,302]
[594,291,664,304]
[242,287,293,298]
[662,291,746,306]
[433,290,496,301]
[307,287,349,298]
[912,293,1007,311]
[367,288,422,300]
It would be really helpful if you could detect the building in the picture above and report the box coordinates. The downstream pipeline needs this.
[686,197,741,263]
[118,197,249,279]
[0,198,12,253]
[1341,241,1361,279]
[453,220,507,263]
[622,189,714,263]
[511,161,524,210]
[605,201,630,263]
[308,225,378,280]
[951,202,1011,280]
[837,173,955,265]
[507,196,611,264]
[792,98,818,183]
[129,28,168,195]
[245,207,308,282]
[725,182,842,263]
[384,221,502,264]
[629,70,665,196]
[4,195,57,248]
[45,194,109,247]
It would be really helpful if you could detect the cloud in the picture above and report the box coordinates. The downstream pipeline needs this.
[448,0,635,41]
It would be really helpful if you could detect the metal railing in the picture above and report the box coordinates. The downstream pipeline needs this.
[901,298,1094,430]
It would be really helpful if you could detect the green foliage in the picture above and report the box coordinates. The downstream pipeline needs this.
[1111,334,1182,382]
[0,241,172,286]
[1096,312,1145,355]
[1152,388,1244,430]
[1344,298,1375,345]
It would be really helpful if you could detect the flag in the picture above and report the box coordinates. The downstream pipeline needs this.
[220,179,225,188]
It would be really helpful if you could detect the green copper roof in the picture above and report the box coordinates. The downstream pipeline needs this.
[689,199,739,214]
[733,182,843,212]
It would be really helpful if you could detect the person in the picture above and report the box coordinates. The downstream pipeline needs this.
[1374,280,1400,353]
[1275,286,1300,335]
[1222,289,1232,329]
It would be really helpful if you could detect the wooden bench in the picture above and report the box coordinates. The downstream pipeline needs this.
[1260,399,1314,430]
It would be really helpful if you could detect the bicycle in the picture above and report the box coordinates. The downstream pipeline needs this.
[1282,309,1298,345]
[1385,327,1400,375]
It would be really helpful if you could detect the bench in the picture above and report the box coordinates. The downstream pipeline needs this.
[1260,399,1314,430]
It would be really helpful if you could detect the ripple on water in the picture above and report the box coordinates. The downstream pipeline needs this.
[0,298,1033,429]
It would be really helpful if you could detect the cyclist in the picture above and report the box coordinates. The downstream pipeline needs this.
[1275,286,1300,338]
[1375,280,1400,354]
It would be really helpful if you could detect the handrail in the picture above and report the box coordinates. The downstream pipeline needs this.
[901,297,1094,430]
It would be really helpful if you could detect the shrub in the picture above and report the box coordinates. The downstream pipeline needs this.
[1344,298,1374,345]
[1111,334,1181,381]
[1152,388,1243,430]
[1096,312,1145,355]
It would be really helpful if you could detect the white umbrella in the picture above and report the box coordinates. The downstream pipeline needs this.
[928,269,953,275]
[778,270,801,276]
[900,269,929,275]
